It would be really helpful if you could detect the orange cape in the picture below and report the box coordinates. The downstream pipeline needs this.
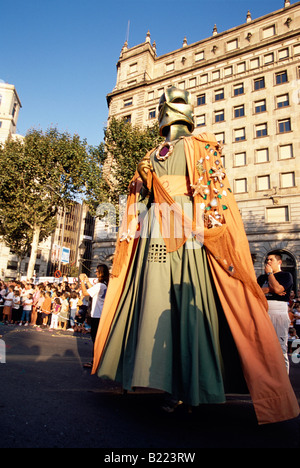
[92,134,299,425]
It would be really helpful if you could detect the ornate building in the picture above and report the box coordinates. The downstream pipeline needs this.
[94,1,300,288]
[0,81,23,145]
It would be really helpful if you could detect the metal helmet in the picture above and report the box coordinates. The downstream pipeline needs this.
[158,87,194,136]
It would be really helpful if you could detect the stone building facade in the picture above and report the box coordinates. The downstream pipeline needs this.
[0,81,23,145]
[93,1,300,289]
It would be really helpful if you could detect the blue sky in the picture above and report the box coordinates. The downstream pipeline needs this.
[2,0,292,147]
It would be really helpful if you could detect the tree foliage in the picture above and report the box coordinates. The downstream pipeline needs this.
[0,127,102,278]
[99,117,163,206]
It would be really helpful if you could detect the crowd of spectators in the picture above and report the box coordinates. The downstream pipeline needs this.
[288,290,300,354]
[1,277,300,357]
[0,277,92,334]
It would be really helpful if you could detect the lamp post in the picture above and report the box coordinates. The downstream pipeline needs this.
[78,240,86,275]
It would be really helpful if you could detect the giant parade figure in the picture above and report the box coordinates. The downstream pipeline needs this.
[91,87,299,425]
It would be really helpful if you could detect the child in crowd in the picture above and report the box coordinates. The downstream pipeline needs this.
[50,297,61,330]
[58,292,69,330]
[20,293,33,326]
[41,291,52,327]
[69,291,79,328]
[288,327,299,354]
[11,290,21,323]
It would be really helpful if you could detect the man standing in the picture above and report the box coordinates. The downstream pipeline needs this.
[257,253,293,372]
[79,264,109,369]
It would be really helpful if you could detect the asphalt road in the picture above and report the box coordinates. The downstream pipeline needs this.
[0,323,300,450]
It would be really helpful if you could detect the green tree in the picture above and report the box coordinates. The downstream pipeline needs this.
[0,218,32,279]
[100,117,163,206]
[0,128,102,279]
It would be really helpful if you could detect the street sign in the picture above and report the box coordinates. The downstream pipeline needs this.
[61,247,70,264]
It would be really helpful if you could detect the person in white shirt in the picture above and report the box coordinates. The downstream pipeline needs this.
[3,286,14,323]
[79,264,109,369]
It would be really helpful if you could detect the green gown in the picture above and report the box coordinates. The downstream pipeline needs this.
[97,139,243,405]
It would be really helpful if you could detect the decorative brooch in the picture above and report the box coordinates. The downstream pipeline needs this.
[155,142,174,161]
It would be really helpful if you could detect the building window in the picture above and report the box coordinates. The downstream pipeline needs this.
[234,105,245,118]
[129,63,137,74]
[212,70,220,81]
[234,178,247,193]
[233,83,244,96]
[7,261,18,271]
[215,88,224,101]
[255,99,266,113]
[266,206,289,223]
[158,88,164,98]
[227,38,238,51]
[12,103,17,118]
[224,66,233,76]
[254,77,265,90]
[178,81,185,90]
[166,62,175,72]
[215,132,225,144]
[262,25,276,39]
[196,114,206,127]
[0,94,2,106]
[256,148,269,163]
[234,128,245,142]
[234,152,246,166]
[148,91,154,100]
[195,51,205,61]
[200,74,208,85]
[276,94,289,108]
[294,44,300,56]
[279,144,293,160]
[250,58,259,69]
[124,115,131,123]
[276,71,288,85]
[197,94,206,106]
[215,110,224,123]
[278,48,289,60]
[124,97,133,107]
[237,62,246,74]
[148,109,156,120]
[256,123,267,138]
[189,77,196,88]
[278,118,291,133]
[264,52,274,64]
[257,175,270,191]
[281,172,295,188]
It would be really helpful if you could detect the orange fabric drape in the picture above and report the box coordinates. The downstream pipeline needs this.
[92,135,299,424]
[183,135,299,424]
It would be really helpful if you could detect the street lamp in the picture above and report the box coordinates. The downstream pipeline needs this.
[78,240,86,275]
